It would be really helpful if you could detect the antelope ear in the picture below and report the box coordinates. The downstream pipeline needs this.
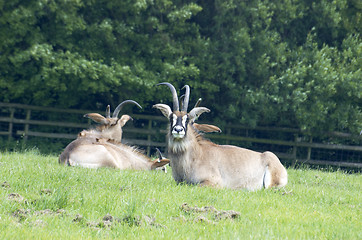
[188,107,210,122]
[193,123,222,133]
[84,113,109,124]
[118,114,133,127]
[151,159,170,170]
[153,104,172,118]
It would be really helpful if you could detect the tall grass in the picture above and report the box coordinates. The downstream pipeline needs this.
[0,150,360,239]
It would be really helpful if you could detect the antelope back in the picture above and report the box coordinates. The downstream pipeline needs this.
[60,138,170,170]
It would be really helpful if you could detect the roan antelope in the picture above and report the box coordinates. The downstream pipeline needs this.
[59,100,170,170]
[153,83,288,190]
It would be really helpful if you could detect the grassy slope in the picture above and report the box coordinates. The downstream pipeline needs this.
[0,151,360,239]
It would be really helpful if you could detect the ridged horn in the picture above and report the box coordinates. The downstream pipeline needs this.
[179,94,185,111]
[182,85,190,112]
[194,98,202,108]
[106,105,111,118]
[112,100,142,118]
[155,147,164,162]
[157,82,179,111]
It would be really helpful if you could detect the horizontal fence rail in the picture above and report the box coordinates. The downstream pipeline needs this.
[0,102,361,168]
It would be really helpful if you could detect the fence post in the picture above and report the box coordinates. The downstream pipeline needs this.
[291,135,299,167]
[8,108,15,141]
[22,109,32,144]
[307,136,313,161]
[146,119,152,156]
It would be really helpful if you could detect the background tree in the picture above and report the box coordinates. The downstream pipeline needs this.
[0,0,204,109]
[194,0,361,134]
[0,0,360,136]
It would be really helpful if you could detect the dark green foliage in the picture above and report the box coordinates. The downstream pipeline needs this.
[0,0,204,110]
[0,0,360,136]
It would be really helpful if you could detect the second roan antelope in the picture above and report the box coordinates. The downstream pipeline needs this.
[153,83,288,190]
[59,100,169,171]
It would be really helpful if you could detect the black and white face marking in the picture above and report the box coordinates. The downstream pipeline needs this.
[170,113,188,139]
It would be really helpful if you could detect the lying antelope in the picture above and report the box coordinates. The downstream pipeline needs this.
[59,100,170,170]
[153,83,288,190]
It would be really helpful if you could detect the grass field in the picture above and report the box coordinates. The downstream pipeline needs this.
[0,150,361,239]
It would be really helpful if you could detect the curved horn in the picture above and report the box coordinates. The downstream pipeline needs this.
[194,98,202,108]
[106,105,111,118]
[179,94,185,111]
[157,82,179,111]
[112,100,142,118]
[182,85,190,112]
[155,147,164,161]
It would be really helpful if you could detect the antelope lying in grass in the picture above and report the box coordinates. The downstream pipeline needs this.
[59,100,170,170]
[153,83,288,190]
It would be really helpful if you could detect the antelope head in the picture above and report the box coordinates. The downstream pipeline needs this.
[153,82,211,141]
[79,100,142,141]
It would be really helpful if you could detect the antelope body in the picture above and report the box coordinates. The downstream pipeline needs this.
[154,83,288,190]
[59,100,169,170]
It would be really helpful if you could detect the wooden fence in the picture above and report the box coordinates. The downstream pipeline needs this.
[0,102,361,168]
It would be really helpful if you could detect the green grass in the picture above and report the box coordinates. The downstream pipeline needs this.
[0,150,361,239]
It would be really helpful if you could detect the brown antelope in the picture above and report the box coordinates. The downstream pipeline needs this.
[59,100,170,170]
[153,83,288,190]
